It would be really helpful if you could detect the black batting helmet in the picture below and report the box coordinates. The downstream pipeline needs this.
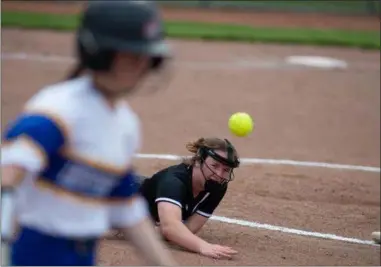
[76,0,171,71]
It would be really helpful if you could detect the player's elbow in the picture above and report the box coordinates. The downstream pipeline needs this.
[156,202,185,240]
[159,220,180,240]
[158,221,172,238]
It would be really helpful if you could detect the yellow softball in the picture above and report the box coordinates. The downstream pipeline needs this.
[228,112,254,137]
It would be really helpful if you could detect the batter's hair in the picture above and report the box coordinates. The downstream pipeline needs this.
[66,62,86,80]
[183,137,239,166]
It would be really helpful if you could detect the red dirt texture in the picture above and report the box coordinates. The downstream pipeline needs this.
[2,1,380,266]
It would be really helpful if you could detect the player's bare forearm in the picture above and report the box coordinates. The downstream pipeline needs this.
[184,213,209,234]
[160,220,208,254]
[122,217,177,266]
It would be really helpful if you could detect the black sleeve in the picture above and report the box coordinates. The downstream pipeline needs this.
[155,174,187,209]
[196,186,227,218]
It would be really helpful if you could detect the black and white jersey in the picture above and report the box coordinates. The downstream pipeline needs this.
[139,163,227,224]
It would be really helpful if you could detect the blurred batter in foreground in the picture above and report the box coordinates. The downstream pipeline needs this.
[1,1,176,266]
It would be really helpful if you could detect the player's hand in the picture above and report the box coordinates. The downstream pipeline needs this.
[199,242,237,259]
[1,243,10,266]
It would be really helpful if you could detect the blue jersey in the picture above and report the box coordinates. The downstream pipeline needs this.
[1,75,148,238]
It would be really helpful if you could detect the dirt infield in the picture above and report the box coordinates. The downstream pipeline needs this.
[2,1,380,266]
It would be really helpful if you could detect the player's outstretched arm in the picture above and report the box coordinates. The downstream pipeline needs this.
[157,202,237,259]
[184,213,209,234]
[158,202,209,251]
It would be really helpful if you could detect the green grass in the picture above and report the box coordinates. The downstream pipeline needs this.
[159,0,381,15]
[2,11,380,50]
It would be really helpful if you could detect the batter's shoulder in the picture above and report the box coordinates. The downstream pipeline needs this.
[117,100,141,125]
[116,100,142,143]
[23,78,87,133]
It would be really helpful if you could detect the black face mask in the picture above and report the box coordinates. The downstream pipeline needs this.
[204,179,224,192]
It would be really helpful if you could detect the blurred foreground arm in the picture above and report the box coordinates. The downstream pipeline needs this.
[1,112,68,265]
[1,165,26,266]
[108,172,177,266]
[123,211,177,266]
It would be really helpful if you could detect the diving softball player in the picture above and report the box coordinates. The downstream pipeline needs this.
[140,138,240,260]
[111,137,240,259]
[1,1,176,266]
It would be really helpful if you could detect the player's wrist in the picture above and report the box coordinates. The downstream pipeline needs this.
[1,187,16,242]
[197,239,211,254]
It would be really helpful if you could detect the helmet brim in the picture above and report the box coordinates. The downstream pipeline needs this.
[98,35,172,58]
[78,28,172,58]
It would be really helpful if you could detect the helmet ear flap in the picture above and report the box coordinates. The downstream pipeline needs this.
[76,29,116,71]
[77,40,116,71]
[77,29,99,55]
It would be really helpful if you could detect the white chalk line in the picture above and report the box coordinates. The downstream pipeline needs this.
[136,153,380,173]
[210,215,378,247]
[7,52,379,71]
[2,51,380,246]
[0,52,308,70]
[4,52,380,71]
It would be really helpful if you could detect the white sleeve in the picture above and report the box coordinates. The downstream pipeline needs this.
[109,108,147,227]
[2,89,72,173]
[132,115,142,153]
[1,137,46,173]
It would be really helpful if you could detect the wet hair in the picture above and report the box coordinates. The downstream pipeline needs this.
[183,137,240,167]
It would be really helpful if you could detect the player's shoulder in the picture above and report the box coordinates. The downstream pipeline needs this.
[155,163,191,185]
[170,163,192,178]
[24,76,89,121]
[115,101,142,147]
[140,164,190,201]
[116,100,141,129]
